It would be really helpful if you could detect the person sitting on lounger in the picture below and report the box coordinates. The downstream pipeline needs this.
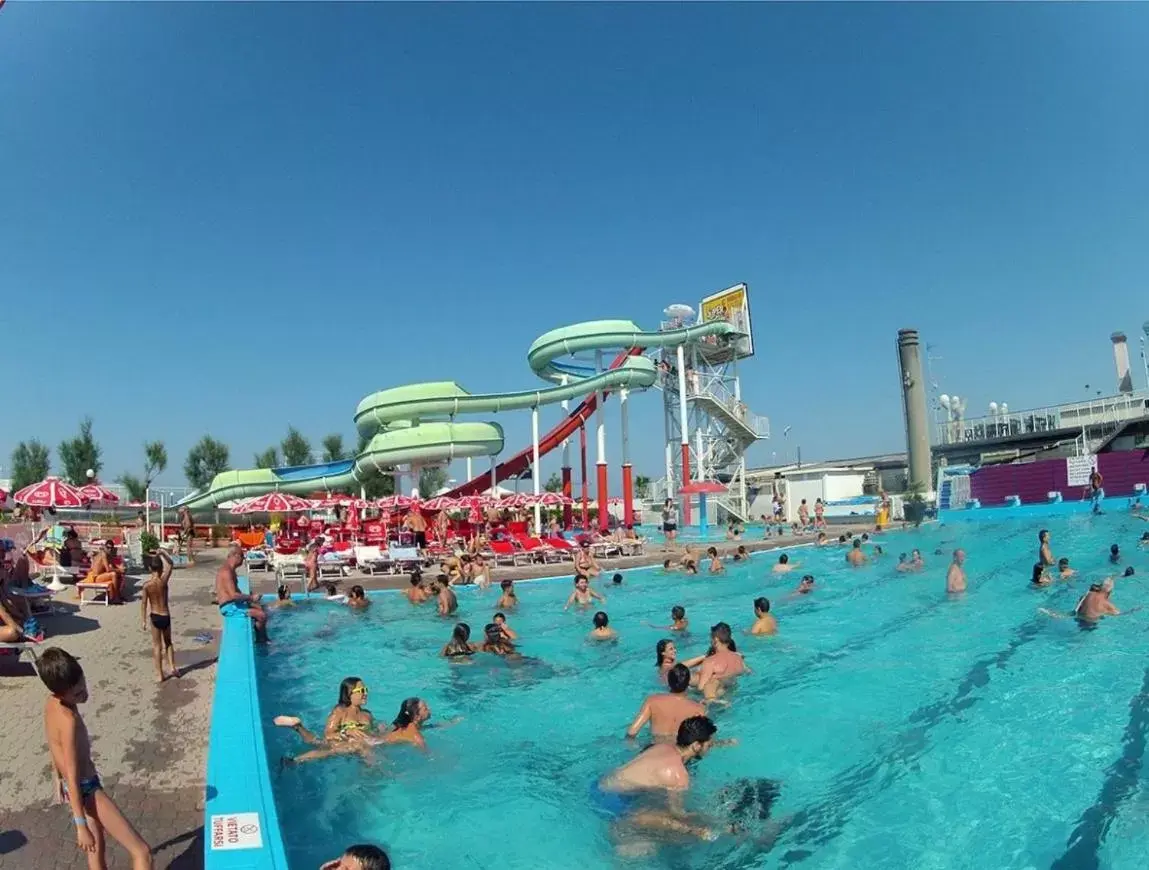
[0,599,38,644]
[83,542,123,604]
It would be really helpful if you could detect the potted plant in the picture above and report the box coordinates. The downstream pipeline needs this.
[903,481,929,527]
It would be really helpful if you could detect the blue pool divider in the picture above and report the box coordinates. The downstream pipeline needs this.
[940,495,1130,522]
[203,575,289,870]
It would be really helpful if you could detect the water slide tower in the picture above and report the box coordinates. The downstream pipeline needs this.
[659,284,769,524]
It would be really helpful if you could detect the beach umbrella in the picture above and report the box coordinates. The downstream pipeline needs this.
[78,483,120,505]
[13,476,86,508]
[536,492,571,507]
[315,494,352,508]
[232,492,314,514]
[346,505,362,533]
[127,500,160,510]
[376,495,415,510]
[0,487,7,504]
[421,496,455,511]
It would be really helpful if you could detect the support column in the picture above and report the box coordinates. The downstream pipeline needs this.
[664,441,674,504]
[561,379,573,529]
[145,486,151,530]
[579,425,589,530]
[676,344,691,524]
[466,456,473,483]
[489,455,497,497]
[531,406,541,533]
[620,388,634,528]
[595,349,609,533]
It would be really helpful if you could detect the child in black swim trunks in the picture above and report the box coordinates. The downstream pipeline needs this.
[141,551,178,682]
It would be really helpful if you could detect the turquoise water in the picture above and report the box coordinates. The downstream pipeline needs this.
[255,512,1149,869]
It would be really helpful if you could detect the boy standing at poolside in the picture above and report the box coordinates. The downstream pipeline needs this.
[40,647,153,869]
[141,550,178,683]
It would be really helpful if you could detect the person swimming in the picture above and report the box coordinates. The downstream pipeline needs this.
[442,622,477,658]
[772,553,797,574]
[590,611,618,641]
[493,611,519,640]
[274,583,295,608]
[1058,557,1075,579]
[846,539,867,567]
[380,697,431,751]
[481,622,518,656]
[732,545,749,561]
[626,663,706,742]
[612,572,624,586]
[405,573,428,605]
[792,575,815,596]
[1030,563,1052,587]
[1109,544,1121,564]
[276,677,376,764]
[496,579,518,610]
[565,575,605,610]
[656,638,681,682]
[707,548,724,574]
[750,597,777,635]
[347,585,370,609]
[694,623,747,700]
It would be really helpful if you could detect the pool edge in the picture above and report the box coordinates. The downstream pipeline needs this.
[203,575,290,869]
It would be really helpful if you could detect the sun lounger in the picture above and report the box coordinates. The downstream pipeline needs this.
[511,534,562,564]
[489,540,529,567]
[543,537,577,560]
[388,546,422,573]
[245,549,270,572]
[76,580,113,606]
[353,545,390,575]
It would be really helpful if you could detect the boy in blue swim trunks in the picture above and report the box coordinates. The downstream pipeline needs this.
[593,715,727,842]
[40,647,154,869]
[215,549,269,642]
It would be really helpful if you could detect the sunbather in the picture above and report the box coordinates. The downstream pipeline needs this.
[83,542,123,604]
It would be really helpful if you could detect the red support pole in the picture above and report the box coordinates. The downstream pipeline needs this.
[579,426,589,531]
[621,464,634,528]
[680,442,692,526]
[597,463,609,533]
[561,466,572,530]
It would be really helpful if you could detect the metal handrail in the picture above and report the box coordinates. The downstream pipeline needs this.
[936,390,1148,445]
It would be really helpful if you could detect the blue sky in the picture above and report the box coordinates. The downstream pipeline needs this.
[3,4,1148,488]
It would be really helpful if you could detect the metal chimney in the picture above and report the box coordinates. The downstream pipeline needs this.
[1111,332,1133,394]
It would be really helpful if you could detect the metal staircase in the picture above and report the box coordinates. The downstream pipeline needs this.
[657,338,769,522]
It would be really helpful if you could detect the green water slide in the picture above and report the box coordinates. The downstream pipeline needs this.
[177,319,735,511]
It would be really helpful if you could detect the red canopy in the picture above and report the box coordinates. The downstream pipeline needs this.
[13,477,86,508]
[78,483,120,504]
[232,492,314,514]
[678,481,727,495]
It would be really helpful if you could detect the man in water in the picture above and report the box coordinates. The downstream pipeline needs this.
[1109,544,1121,564]
[140,550,178,682]
[1077,579,1121,622]
[589,611,618,640]
[215,549,268,642]
[594,716,726,842]
[695,623,746,700]
[791,575,815,597]
[946,549,967,594]
[772,553,798,574]
[1038,530,1054,567]
[626,664,706,742]
[434,577,458,616]
[1058,557,1076,579]
[750,597,777,635]
[846,538,867,567]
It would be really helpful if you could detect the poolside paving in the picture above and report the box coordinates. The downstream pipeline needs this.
[0,555,224,870]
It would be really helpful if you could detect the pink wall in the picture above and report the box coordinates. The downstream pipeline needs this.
[969,450,1149,505]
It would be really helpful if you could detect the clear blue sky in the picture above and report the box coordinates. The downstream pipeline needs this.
[3,4,1148,488]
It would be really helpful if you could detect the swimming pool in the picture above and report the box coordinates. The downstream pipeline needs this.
[254,510,1149,869]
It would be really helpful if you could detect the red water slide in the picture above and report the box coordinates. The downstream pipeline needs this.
[445,347,644,498]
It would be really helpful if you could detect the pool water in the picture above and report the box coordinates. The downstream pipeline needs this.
[255,511,1149,869]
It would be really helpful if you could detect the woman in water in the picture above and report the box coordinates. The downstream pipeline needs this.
[273,583,295,608]
[380,697,432,751]
[347,585,370,609]
[442,622,478,658]
[480,622,518,656]
[656,639,701,682]
[707,547,724,574]
[275,676,377,764]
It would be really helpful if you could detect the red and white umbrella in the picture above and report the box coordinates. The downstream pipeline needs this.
[0,488,7,504]
[376,494,416,510]
[231,492,315,514]
[315,493,367,508]
[13,477,86,508]
[346,506,362,532]
[78,483,120,504]
[535,491,572,507]
[127,500,160,510]
[504,493,531,509]
[421,496,456,511]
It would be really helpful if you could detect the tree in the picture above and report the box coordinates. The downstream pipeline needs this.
[321,434,347,463]
[10,440,51,491]
[281,427,314,467]
[634,474,652,498]
[184,436,231,491]
[544,472,563,493]
[254,447,280,469]
[356,432,395,499]
[118,440,169,503]
[58,417,103,485]
[418,466,448,497]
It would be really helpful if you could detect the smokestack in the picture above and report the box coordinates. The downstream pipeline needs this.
[897,329,932,493]
[1111,332,1133,394]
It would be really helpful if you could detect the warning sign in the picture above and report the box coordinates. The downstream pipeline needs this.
[210,812,263,851]
[1066,455,1097,488]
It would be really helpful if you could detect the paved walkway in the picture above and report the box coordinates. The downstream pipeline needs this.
[0,555,224,870]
